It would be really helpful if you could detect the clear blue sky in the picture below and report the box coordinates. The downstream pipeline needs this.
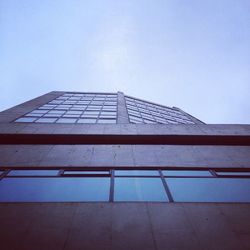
[1,0,249,123]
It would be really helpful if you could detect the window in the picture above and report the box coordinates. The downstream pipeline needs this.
[125,96,195,124]
[167,178,250,202]
[14,92,118,124]
[1,168,249,202]
[114,178,168,202]
[0,178,109,202]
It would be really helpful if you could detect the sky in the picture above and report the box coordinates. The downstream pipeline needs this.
[0,0,250,124]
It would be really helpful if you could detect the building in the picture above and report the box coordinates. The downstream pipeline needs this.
[0,91,250,250]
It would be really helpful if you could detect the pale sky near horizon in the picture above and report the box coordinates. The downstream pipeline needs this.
[0,0,249,124]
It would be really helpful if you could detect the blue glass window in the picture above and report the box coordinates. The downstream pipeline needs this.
[162,170,212,176]
[216,172,250,176]
[115,170,159,176]
[167,178,250,202]
[63,171,109,176]
[114,178,168,202]
[8,170,59,176]
[0,178,110,202]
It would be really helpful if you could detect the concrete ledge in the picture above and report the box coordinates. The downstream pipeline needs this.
[0,133,250,145]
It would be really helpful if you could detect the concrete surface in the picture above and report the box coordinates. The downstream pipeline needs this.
[0,203,250,250]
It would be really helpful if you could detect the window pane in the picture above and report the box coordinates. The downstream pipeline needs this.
[0,178,110,202]
[63,171,109,176]
[15,117,37,123]
[30,110,48,114]
[162,170,212,177]
[115,170,159,176]
[77,118,96,123]
[25,113,43,117]
[56,118,77,123]
[97,119,116,124]
[114,178,168,201]
[35,118,57,123]
[216,172,250,176]
[8,170,59,176]
[167,178,250,202]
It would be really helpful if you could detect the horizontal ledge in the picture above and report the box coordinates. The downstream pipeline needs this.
[0,134,250,145]
[1,166,250,171]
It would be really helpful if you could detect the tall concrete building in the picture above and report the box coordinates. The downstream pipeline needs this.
[0,91,250,250]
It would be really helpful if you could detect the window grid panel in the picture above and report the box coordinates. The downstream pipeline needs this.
[125,96,195,124]
[15,93,118,124]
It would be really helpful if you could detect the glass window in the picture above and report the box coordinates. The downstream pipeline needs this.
[63,114,81,118]
[97,119,116,124]
[77,118,96,123]
[65,111,82,115]
[44,113,62,117]
[56,118,77,123]
[30,110,48,114]
[130,116,143,121]
[64,101,77,104]
[115,170,159,176]
[100,111,116,115]
[39,105,55,110]
[102,106,116,111]
[63,171,109,176]
[48,110,65,114]
[163,170,212,177]
[216,172,250,176]
[91,101,103,105]
[35,118,57,123]
[114,178,168,202]
[167,120,179,124]
[167,178,250,202]
[84,111,99,115]
[0,178,110,202]
[8,170,59,176]
[25,113,43,117]
[15,117,37,123]
[144,119,156,124]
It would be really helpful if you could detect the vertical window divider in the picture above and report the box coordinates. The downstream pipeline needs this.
[159,170,174,202]
[209,170,217,177]
[109,170,115,202]
[58,170,64,177]
[0,169,11,180]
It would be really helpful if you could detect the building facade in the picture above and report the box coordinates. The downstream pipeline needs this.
[0,91,250,250]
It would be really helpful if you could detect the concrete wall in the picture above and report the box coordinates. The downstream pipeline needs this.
[1,203,250,250]
[0,144,250,168]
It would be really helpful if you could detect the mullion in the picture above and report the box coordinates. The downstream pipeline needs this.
[209,170,217,177]
[0,169,11,180]
[159,170,174,202]
[109,170,115,202]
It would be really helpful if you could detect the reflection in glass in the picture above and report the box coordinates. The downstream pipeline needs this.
[15,117,37,123]
[163,170,212,177]
[114,178,168,201]
[115,170,159,176]
[8,170,59,176]
[0,178,110,202]
[167,178,250,202]
[217,172,250,176]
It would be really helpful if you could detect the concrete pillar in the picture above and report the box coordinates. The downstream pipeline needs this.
[117,92,129,124]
